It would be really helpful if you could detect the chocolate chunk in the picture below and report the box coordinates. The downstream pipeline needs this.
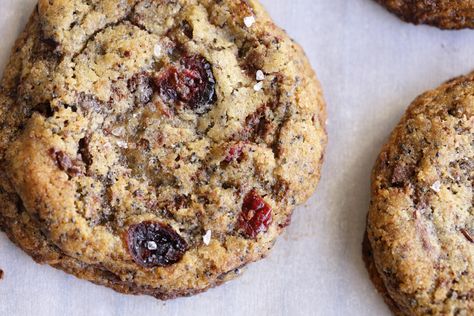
[461,228,474,243]
[391,163,414,187]
[78,136,93,167]
[49,148,83,176]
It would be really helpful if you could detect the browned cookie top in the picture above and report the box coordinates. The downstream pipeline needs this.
[0,0,326,299]
[376,0,474,29]
[367,72,474,315]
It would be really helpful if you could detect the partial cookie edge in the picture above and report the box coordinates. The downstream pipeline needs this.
[363,230,405,316]
[374,0,474,30]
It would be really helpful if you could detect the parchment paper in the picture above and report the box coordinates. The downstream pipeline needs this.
[2,1,474,315]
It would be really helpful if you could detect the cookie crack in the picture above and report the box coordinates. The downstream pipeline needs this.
[70,0,143,60]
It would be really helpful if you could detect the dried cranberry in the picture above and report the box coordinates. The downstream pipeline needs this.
[238,190,272,239]
[154,55,216,114]
[224,144,245,163]
[155,68,179,102]
[126,221,188,268]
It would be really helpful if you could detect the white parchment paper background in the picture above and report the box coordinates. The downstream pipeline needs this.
[1,0,474,315]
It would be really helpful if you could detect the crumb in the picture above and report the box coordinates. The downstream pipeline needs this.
[0,269,3,280]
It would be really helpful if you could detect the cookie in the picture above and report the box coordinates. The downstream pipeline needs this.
[375,0,474,29]
[365,72,474,315]
[0,0,327,299]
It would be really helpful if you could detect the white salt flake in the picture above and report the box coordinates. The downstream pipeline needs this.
[153,43,162,58]
[431,181,442,193]
[256,70,265,81]
[253,81,263,92]
[111,127,124,136]
[244,16,255,28]
[203,230,212,245]
[116,140,128,149]
[146,241,158,250]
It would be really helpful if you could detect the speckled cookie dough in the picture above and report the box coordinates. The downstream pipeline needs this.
[375,0,474,29]
[0,0,327,299]
[365,72,474,315]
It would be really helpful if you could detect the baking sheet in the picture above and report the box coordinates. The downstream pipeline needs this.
[2,0,474,315]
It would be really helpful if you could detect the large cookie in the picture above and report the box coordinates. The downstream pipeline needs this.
[0,0,326,299]
[365,72,474,315]
[375,0,474,29]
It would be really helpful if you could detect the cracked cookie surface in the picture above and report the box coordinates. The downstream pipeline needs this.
[366,72,474,315]
[375,0,474,29]
[0,0,326,299]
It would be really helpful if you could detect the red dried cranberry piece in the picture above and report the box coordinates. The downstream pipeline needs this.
[156,68,179,102]
[224,144,245,163]
[154,55,216,114]
[126,221,187,268]
[238,190,272,239]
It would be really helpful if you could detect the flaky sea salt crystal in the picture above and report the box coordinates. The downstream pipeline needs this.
[203,230,212,245]
[244,16,255,28]
[253,81,263,91]
[431,181,442,193]
[256,70,265,81]
[147,241,158,250]
[153,43,162,58]
[116,140,128,148]
[111,127,124,136]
